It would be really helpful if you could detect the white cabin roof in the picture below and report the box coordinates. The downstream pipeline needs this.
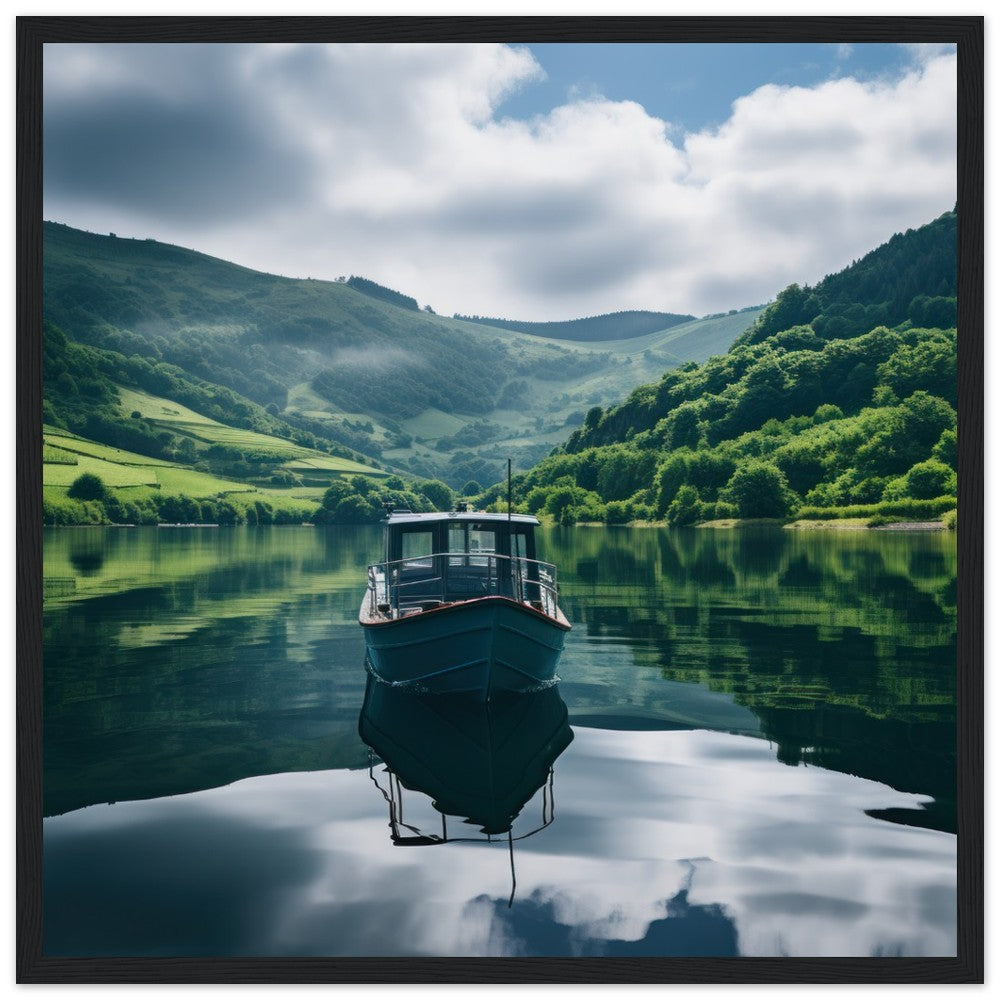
[384,509,539,527]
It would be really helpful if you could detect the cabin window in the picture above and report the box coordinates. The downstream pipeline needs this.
[401,530,433,569]
[447,523,497,566]
[469,528,496,555]
[512,531,528,560]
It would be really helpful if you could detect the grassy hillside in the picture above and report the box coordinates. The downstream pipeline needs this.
[43,426,312,526]
[116,386,380,479]
[43,222,757,487]
[492,211,958,528]
[42,386,456,527]
[42,373,403,526]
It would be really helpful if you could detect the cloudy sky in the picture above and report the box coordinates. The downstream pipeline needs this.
[43,40,956,321]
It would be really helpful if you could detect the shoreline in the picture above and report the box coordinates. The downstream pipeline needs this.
[584,517,952,531]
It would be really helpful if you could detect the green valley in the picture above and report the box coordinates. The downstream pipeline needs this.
[41,210,957,529]
[43,221,760,492]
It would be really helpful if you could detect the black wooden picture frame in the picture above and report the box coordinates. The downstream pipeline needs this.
[16,14,984,985]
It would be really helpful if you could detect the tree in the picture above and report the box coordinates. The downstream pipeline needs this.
[667,485,702,526]
[349,474,377,496]
[904,459,956,500]
[855,392,956,479]
[67,472,106,502]
[773,440,827,497]
[686,451,736,500]
[320,480,355,508]
[897,392,957,460]
[877,332,957,405]
[720,461,796,519]
[595,446,655,502]
[175,438,198,464]
[655,454,688,517]
[604,500,632,524]
[812,403,843,425]
[908,294,957,329]
[544,486,578,522]
[932,429,958,470]
[158,493,200,524]
[330,495,380,523]
[743,283,821,345]
[665,403,701,450]
[723,353,792,438]
[416,479,454,511]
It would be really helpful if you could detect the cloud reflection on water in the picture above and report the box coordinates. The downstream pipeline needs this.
[43,725,955,958]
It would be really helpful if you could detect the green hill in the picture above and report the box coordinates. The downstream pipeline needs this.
[43,221,758,488]
[495,211,958,528]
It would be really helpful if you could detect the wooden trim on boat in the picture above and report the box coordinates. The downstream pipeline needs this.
[359,594,571,631]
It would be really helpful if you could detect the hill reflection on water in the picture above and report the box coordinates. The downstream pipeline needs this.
[43,524,956,830]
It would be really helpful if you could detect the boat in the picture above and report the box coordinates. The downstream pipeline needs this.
[359,507,571,699]
[359,677,574,843]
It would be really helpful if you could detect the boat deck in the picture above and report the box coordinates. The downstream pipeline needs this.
[359,592,570,629]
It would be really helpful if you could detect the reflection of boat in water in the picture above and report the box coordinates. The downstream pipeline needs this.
[359,509,570,700]
[358,676,573,874]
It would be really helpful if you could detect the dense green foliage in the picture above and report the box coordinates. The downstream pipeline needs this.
[345,275,419,311]
[734,210,956,348]
[43,320,371,474]
[67,473,107,502]
[452,309,697,342]
[311,474,454,524]
[493,212,958,525]
[43,482,319,527]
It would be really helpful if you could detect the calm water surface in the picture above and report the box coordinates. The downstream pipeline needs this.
[42,524,957,958]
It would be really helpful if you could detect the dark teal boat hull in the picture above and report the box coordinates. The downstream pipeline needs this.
[361,596,569,699]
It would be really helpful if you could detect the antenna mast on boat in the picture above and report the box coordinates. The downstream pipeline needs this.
[507,458,512,524]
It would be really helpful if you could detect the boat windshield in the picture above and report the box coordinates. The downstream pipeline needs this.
[448,523,496,566]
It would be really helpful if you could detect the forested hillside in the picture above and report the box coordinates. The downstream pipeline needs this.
[43,321,367,466]
[494,211,958,527]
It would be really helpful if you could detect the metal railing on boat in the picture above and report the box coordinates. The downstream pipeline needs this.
[366,552,560,620]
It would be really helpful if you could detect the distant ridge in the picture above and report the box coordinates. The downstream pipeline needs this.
[452,309,697,343]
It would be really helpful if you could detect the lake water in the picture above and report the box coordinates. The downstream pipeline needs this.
[42,524,957,959]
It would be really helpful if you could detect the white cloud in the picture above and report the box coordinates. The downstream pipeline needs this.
[43,42,956,320]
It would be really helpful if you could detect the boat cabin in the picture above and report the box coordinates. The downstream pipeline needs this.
[383,509,538,563]
[375,509,554,615]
